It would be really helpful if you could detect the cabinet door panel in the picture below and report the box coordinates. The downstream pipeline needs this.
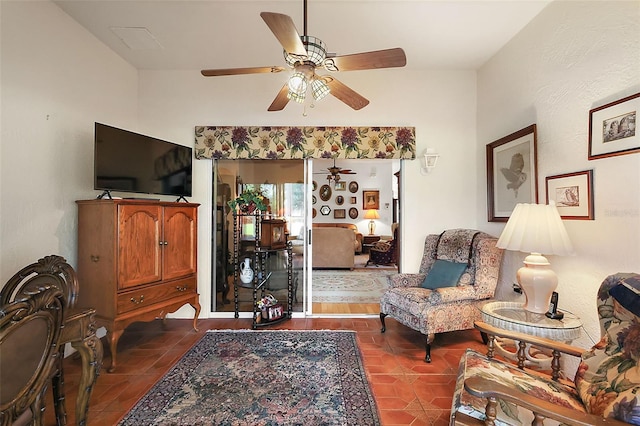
[118,204,162,289]
[163,206,197,281]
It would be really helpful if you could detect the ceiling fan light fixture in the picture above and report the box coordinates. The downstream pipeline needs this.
[287,89,306,104]
[283,35,327,68]
[311,78,330,101]
[287,71,308,95]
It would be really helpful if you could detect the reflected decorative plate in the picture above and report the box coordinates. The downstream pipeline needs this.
[320,205,331,216]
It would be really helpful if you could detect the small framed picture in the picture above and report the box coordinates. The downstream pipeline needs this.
[349,207,358,219]
[334,209,346,219]
[589,92,639,160]
[335,195,344,205]
[486,124,538,222]
[546,170,594,220]
[362,190,380,210]
[348,181,359,193]
[334,181,346,191]
[350,196,357,204]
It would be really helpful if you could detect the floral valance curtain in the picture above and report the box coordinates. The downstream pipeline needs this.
[194,126,416,160]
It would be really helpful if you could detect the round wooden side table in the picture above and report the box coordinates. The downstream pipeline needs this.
[480,301,582,370]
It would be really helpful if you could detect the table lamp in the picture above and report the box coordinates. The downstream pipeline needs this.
[496,202,574,314]
[364,209,380,235]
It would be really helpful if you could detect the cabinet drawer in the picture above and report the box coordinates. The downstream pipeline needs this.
[117,277,196,314]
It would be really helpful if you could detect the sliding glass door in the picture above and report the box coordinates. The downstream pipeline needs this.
[212,159,307,316]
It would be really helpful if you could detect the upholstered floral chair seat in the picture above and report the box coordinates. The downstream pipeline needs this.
[380,229,504,362]
[451,273,640,425]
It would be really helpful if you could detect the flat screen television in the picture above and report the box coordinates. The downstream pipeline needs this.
[94,122,192,197]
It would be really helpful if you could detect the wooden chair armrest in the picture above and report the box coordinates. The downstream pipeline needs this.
[463,376,628,426]
[474,321,585,357]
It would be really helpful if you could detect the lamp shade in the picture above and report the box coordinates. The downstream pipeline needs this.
[364,209,380,220]
[496,203,573,256]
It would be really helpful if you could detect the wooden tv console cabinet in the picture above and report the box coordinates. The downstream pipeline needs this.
[76,199,201,372]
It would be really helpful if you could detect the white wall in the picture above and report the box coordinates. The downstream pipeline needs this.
[476,0,640,349]
[0,1,139,280]
[136,68,479,316]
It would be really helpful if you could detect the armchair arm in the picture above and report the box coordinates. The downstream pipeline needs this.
[464,376,628,426]
[475,321,584,381]
[475,321,585,358]
[389,273,425,288]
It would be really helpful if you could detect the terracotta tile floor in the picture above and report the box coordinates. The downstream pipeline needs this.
[45,317,486,426]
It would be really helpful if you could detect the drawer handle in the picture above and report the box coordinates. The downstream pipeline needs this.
[176,286,188,292]
[90,255,100,262]
[159,241,168,246]
[130,295,144,304]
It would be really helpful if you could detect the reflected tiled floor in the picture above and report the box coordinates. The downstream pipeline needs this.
[45,317,486,426]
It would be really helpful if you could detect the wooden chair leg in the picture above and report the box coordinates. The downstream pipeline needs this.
[425,333,435,363]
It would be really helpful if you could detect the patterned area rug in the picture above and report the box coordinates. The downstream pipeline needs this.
[119,330,380,426]
[312,271,393,303]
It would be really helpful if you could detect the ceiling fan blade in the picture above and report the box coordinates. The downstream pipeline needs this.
[324,48,406,72]
[260,12,307,57]
[201,66,286,77]
[268,84,290,112]
[322,76,369,110]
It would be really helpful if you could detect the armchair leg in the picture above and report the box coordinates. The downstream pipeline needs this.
[425,333,435,363]
[380,313,387,332]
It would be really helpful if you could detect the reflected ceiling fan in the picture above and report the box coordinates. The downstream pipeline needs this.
[315,159,356,182]
[200,0,406,111]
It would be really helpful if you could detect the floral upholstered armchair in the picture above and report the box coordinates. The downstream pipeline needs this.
[451,273,640,425]
[380,229,504,362]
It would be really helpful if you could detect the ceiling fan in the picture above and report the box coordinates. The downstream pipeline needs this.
[200,0,407,111]
[315,159,356,182]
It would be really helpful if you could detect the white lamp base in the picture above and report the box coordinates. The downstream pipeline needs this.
[516,253,558,314]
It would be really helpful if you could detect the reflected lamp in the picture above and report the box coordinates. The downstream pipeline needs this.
[364,209,380,235]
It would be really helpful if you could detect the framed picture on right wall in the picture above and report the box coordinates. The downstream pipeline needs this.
[546,170,594,220]
[588,92,639,160]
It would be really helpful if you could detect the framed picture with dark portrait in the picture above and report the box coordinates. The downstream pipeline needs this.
[335,195,344,205]
[362,190,379,210]
[348,181,359,193]
[319,184,331,201]
[486,124,538,222]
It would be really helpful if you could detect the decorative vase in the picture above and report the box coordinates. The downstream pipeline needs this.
[239,258,254,284]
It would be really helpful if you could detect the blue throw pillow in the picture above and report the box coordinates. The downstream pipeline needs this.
[421,260,468,289]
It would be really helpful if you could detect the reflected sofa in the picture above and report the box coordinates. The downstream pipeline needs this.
[311,228,355,269]
[312,223,362,253]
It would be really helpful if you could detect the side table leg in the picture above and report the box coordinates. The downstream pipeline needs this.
[71,333,103,426]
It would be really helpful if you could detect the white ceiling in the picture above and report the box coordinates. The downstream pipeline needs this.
[53,0,552,72]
